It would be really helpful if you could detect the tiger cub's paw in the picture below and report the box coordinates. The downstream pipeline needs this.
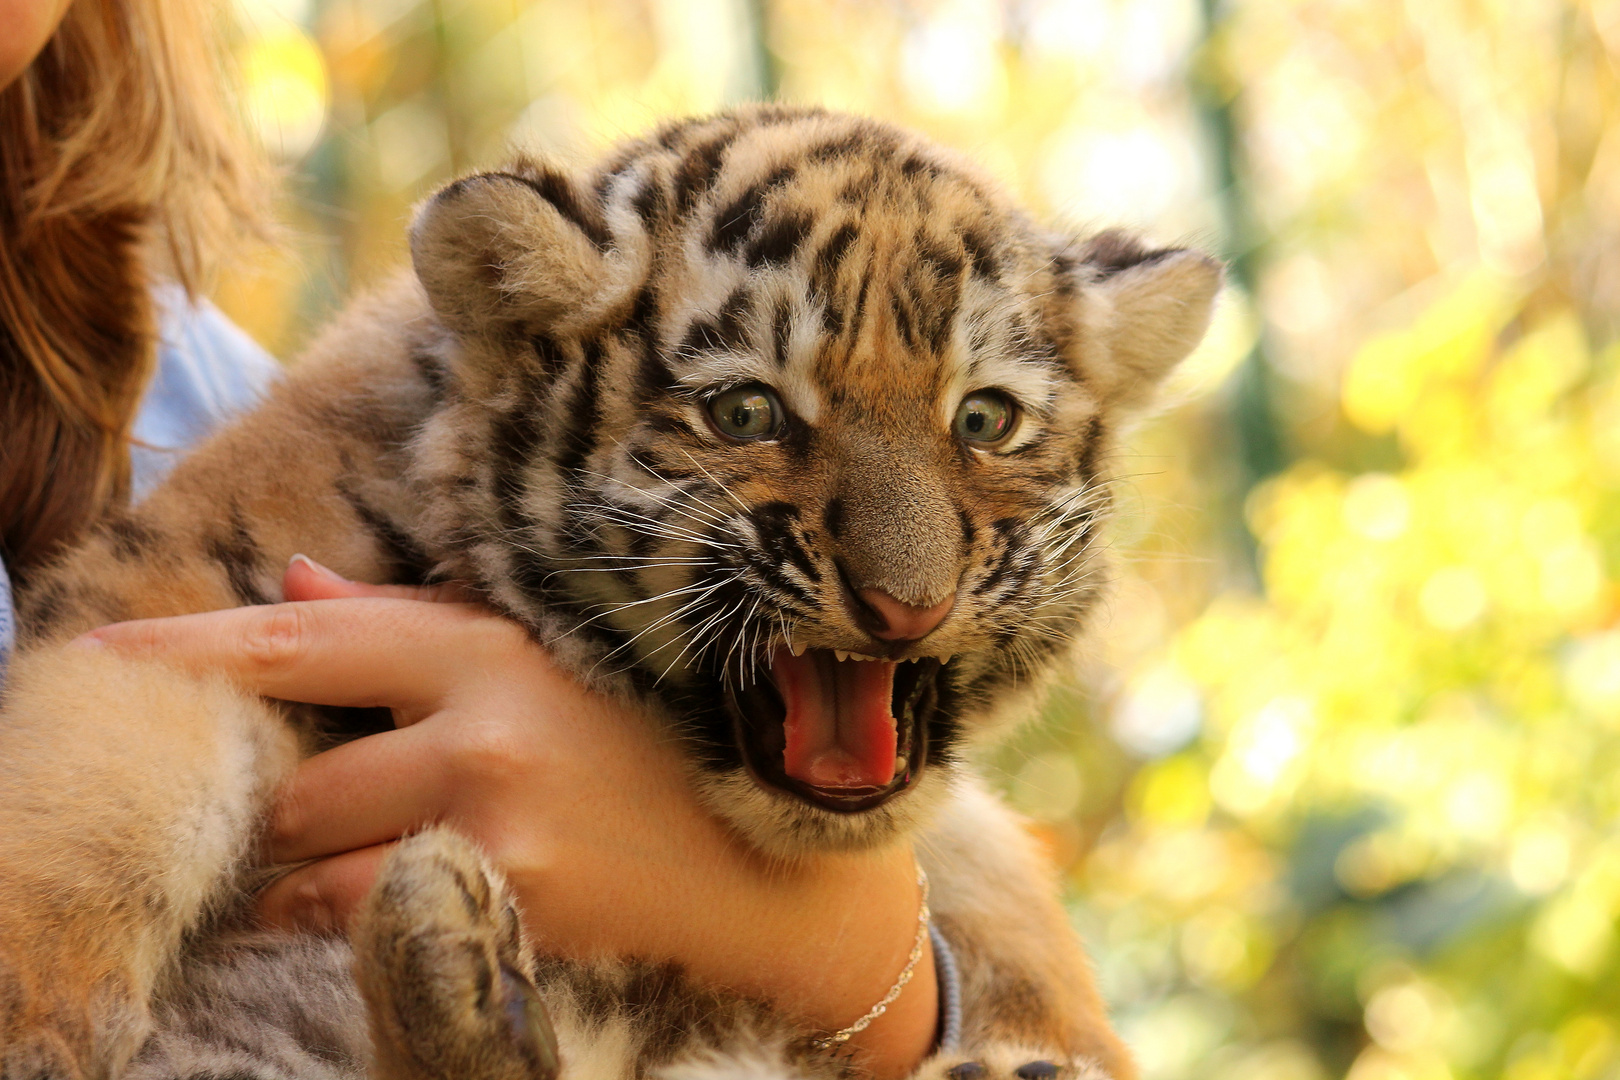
[351,828,559,1080]
[918,1050,1112,1080]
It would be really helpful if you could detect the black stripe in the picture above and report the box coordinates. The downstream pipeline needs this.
[814,222,857,286]
[635,347,677,404]
[656,115,703,150]
[552,341,604,479]
[809,132,866,163]
[206,503,268,606]
[900,153,943,181]
[770,298,792,368]
[104,513,159,561]
[1006,431,1053,458]
[848,264,874,340]
[531,334,570,383]
[715,288,752,348]
[496,169,611,250]
[672,131,737,216]
[822,496,845,539]
[971,519,1025,598]
[630,176,667,225]
[335,483,436,585]
[1075,415,1105,479]
[1051,250,1080,299]
[707,165,795,255]
[745,210,812,268]
[821,299,845,336]
[1080,230,1182,276]
[962,228,999,280]
[681,318,724,355]
[489,402,542,537]
[891,292,913,350]
[750,502,822,586]
[922,289,954,355]
[18,580,70,635]
[409,346,448,400]
[623,284,659,347]
[955,505,976,547]
[918,242,964,287]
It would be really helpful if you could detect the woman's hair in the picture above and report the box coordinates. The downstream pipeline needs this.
[0,0,269,576]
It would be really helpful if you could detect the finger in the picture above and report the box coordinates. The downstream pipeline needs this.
[77,598,508,710]
[269,725,453,862]
[283,554,478,605]
[258,844,394,933]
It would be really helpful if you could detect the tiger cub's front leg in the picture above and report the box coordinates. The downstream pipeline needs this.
[917,781,1135,1080]
[353,830,855,1080]
[0,645,296,1080]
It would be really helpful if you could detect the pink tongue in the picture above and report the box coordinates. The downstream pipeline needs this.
[771,648,899,790]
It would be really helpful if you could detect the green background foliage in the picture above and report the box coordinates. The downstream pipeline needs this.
[223,1,1620,1076]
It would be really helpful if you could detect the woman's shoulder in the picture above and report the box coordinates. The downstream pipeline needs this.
[131,284,283,499]
[1,289,280,680]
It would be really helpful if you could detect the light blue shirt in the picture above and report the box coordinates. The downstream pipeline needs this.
[0,286,278,682]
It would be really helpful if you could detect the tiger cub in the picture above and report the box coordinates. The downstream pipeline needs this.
[0,106,1219,1080]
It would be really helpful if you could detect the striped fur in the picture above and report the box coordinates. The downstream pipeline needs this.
[0,106,1220,1080]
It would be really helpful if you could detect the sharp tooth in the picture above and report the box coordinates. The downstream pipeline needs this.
[894,755,907,773]
[938,653,953,665]
[834,649,850,662]
[789,640,806,657]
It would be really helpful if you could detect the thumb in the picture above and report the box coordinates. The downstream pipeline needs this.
[283,554,477,604]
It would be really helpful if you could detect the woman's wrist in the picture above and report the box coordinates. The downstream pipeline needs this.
[667,843,940,1080]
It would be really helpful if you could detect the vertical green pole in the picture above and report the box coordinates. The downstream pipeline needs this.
[743,0,780,101]
[1192,0,1286,583]
[299,0,351,332]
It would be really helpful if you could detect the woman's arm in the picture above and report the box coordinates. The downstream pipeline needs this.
[83,557,938,1079]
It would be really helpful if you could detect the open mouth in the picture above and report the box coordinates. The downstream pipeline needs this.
[726,648,943,813]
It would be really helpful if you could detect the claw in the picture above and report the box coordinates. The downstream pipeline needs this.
[500,963,560,1080]
[1015,1063,1058,1080]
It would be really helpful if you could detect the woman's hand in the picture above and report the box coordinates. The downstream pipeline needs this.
[80,557,937,1079]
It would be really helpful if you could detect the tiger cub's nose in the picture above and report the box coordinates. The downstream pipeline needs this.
[855,588,955,641]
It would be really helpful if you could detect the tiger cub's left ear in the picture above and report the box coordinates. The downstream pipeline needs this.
[410,163,621,341]
[1062,230,1224,413]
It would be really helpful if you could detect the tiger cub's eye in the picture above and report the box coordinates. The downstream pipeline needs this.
[953,391,1017,444]
[708,384,783,441]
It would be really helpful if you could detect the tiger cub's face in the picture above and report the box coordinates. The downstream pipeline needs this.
[410,107,1220,855]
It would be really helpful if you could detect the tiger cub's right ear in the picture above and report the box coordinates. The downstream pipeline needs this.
[410,166,619,340]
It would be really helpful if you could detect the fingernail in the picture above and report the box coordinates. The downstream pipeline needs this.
[289,553,347,582]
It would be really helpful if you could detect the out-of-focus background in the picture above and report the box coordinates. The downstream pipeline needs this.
[222,1,1620,1077]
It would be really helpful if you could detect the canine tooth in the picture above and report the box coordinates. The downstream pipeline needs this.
[789,640,806,657]
[834,649,850,662]
[894,755,907,773]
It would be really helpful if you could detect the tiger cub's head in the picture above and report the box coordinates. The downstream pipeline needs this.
[409,106,1220,856]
